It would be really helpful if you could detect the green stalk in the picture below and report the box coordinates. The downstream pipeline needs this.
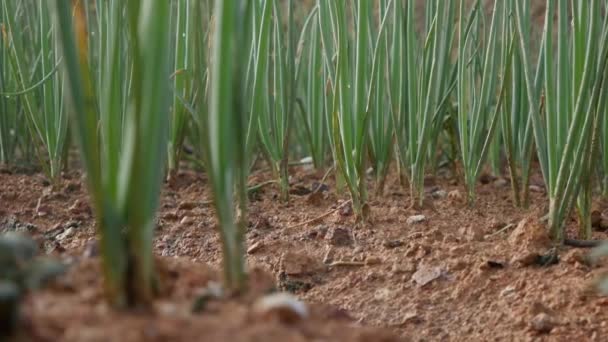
[368,0,395,196]
[323,0,373,220]
[202,0,250,292]
[298,7,327,170]
[515,0,608,242]
[2,0,69,181]
[168,0,195,178]
[52,0,171,307]
[393,0,456,206]
[457,0,506,203]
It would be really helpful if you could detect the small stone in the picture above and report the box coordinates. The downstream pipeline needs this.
[247,241,264,254]
[180,216,195,225]
[530,313,555,334]
[383,240,404,249]
[399,311,422,325]
[365,256,382,266]
[406,215,426,226]
[500,285,517,297]
[493,178,509,187]
[325,226,353,247]
[431,189,447,199]
[412,265,442,287]
[178,201,197,210]
[529,184,545,193]
[253,292,308,323]
[56,227,75,241]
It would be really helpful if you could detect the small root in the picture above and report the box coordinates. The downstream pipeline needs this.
[286,200,353,230]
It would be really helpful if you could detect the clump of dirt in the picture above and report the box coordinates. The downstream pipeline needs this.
[3,165,608,340]
[12,258,396,342]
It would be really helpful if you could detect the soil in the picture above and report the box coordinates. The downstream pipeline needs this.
[3,164,608,341]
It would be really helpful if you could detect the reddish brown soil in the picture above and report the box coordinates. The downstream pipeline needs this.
[2,165,608,341]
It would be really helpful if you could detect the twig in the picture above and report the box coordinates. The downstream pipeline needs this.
[312,166,334,194]
[286,199,352,229]
[328,260,365,267]
[488,223,515,237]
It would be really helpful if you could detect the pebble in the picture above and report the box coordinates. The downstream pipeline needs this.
[56,227,75,241]
[399,311,422,325]
[412,265,442,286]
[431,189,447,199]
[253,292,308,323]
[493,178,509,187]
[406,215,426,226]
[500,285,517,297]
[180,216,195,225]
[247,241,264,254]
[530,313,555,334]
[529,185,545,193]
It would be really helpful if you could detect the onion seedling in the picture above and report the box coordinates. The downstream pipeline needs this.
[392,0,456,206]
[514,0,608,242]
[52,0,171,307]
[201,0,251,291]
[2,0,68,181]
[168,0,196,178]
[456,0,509,203]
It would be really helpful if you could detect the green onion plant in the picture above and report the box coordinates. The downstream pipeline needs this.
[52,0,171,307]
[201,0,251,292]
[318,0,373,220]
[2,0,68,181]
[168,0,196,178]
[392,0,456,206]
[456,0,508,203]
[515,0,608,241]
